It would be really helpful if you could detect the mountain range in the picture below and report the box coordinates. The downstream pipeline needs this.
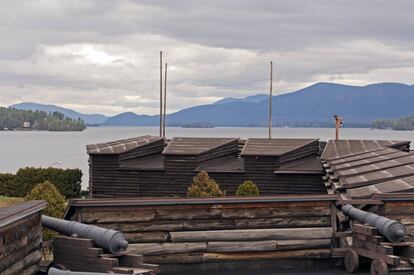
[9,82,414,127]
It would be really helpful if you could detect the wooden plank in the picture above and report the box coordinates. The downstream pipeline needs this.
[101,216,331,232]
[143,249,332,264]
[352,224,378,236]
[206,239,331,252]
[170,227,332,242]
[128,243,207,255]
[80,206,331,223]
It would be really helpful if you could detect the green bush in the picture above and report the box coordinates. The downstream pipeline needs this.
[0,167,82,198]
[25,181,66,240]
[187,171,224,198]
[236,180,260,197]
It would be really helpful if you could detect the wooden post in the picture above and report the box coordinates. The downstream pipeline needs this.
[162,63,167,138]
[334,115,343,140]
[268,61,273,139]
[159,51,163,137]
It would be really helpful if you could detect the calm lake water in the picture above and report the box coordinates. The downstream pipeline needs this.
[1,126,413,189]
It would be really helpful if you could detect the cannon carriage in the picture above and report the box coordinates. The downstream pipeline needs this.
[341,204,414,275]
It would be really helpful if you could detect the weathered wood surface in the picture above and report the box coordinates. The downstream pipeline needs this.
[0,202,45,275]
[102,216,331,232]
[53,236,158,275]
[129,239,330,255]
[1,250,42,275]
[170,227,332,242]
[69,196,334,265]
[143,249,332,264]
[80,205,332,223]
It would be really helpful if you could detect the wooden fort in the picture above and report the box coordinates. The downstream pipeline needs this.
[82,136,414,274]
[0,200,46,275]
[87,136,325,198]
[64,195,337,272]
[4,137,414,274]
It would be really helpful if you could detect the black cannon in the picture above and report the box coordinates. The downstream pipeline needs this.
[42,215,128,254]
[342,204,406,243]
[48,268,124,275]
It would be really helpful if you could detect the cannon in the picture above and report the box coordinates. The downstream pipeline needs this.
[342,204,406,243]
[48,268,124,275]
[42,215,128,254]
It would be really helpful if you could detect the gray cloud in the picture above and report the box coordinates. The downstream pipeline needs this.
[0,1,414,115]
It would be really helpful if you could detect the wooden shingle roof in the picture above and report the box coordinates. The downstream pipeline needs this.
[321,139,410,160]
[0,200,46,228]
[86,135,163,155]
[162,137,238,155]
[347,176,414,199]
[241,138,317,157]
[322,139,414,198]
[274,156,324,174]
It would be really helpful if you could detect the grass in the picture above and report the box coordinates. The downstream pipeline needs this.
[0,196,25,207]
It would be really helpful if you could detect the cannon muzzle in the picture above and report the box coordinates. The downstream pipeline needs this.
[48,267,124,275]
[42,215,128,254]
[342,204,406,243]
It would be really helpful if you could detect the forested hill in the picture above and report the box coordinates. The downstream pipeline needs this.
[0,107,86,131]
[372,116,414,131]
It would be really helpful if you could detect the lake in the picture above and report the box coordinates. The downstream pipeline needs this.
[1,126,413,189]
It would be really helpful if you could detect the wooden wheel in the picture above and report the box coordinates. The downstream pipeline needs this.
[371,258,388,275]
[344,249,359,273]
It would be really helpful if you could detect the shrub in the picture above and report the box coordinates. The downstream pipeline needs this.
[187,171,224,198]
[236,180,260,197]
[25,181,66,240]
[0,167,82,198]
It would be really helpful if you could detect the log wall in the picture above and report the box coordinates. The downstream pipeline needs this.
[67,196,336,265]
[0,201,46,275]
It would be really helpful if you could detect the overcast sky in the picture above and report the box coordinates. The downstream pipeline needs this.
[1,1,414,115]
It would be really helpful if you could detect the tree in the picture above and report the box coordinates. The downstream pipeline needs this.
[236,180,260,197]
[187,171,224,197]
[25,181,66,240]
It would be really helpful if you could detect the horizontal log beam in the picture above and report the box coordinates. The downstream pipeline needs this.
[170,227,332,242]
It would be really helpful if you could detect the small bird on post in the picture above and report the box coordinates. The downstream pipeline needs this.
[334,115,343,140]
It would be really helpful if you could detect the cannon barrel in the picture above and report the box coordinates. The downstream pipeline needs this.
[42,215,128,254]
[48,268,124,275]
[342,204,406,243]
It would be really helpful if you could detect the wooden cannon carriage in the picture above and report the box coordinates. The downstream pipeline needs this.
[344,224,414,275]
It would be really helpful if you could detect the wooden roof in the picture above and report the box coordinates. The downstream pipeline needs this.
[0,200,46,228]
[274,156,324,174]
[321,139,410,160]
[241,138,318,157]
[119,154,164,171]
[322,141,414,198]
[347,176,414,198]
[336,153,414,177]
[162,137,238,156]
[86,135,163,155]
[329,149,406,170]
[340,163,414,189]
[195,156,245,173]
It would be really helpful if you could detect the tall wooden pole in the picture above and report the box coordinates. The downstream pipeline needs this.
[334,115,343,140]
[159,51,163,137]
[162,63,167,138]
[268,61,273,139]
